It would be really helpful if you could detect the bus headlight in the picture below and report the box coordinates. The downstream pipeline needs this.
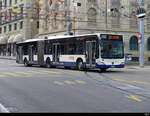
[121,62,125,65]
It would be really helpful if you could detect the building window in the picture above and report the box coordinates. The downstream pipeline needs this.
[4,0,7,8]
[4,26,7,33]
[130,36,139,51]
[0,27,2,34]
[20,21,23,29]
[14,23,17,30]
[0,1,2,10]
[9,24,12,31]
[15,0,17,4]
[37,21,39,29]
[9,0,12,6]
[147,37,150,51]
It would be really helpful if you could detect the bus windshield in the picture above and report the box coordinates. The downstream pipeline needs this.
[101,38,124,59]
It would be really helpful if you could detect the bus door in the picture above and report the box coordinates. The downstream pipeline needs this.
[28,45,34,62]
[86,41,96,67]
[38,41,44,65]
[52,43,60,62]
[16,46,23,63]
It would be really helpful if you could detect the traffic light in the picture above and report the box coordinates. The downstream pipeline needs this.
[136,7,146,18]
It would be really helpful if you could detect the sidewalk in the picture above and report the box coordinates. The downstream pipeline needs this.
[0,56,16,60]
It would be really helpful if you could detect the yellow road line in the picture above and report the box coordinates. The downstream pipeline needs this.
[126,95,143,102]
[64,80,76,85]
[0,75,5,78]
[71,71,84,74]
[27,71,49,75]
[54,81,64,86]
[15,72,33,76]
[40,71,60,74]
[112,78,150,86]
[75,80,87,84]
[2,72,20,77]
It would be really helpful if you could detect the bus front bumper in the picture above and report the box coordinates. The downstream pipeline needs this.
[96,64,125,69]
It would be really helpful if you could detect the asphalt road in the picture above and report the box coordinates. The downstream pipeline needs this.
[0,59,150,113]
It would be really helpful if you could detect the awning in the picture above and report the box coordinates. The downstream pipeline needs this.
[13,34,23,43]
[8,35,15,44]
[0,36,8,44]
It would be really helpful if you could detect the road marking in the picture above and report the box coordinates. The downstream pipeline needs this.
[75,80,87,84]
[27,71,48,75]
[54,80,87,86]
[71,71,84,74]
[64,80,76,85]
[126,95,143,102]
[39,71,60,74]
[112,78,150,86]
[54,81,64,86]
[15,72,33,76]
[2,72,20,77]
[0,75,5,78]
[0,103,10,113]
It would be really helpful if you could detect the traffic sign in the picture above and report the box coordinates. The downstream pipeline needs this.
[138,32,142,40]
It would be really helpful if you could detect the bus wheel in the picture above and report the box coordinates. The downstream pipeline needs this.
[100,68,107,72]
[77,60,84,71]
[46,59,51,68]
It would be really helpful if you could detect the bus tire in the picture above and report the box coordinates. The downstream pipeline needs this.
[46,58,51,68]
[100,68,107,72]
[77,60,84,71]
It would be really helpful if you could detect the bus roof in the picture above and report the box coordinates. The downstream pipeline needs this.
[17,33,123,44]
[17,34,98,44]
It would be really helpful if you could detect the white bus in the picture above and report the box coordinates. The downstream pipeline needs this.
[16,33,125,71]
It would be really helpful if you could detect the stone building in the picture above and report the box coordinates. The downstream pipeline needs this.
[0,0,39,56]
[38,0,150,62]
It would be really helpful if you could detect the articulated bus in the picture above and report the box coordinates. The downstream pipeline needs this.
[16,33,125,71]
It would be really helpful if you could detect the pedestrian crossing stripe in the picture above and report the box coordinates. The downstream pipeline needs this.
[54,80,87,86]
[0,70,61,78]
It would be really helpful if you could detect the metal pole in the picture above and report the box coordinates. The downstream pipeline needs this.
[65,0,72,35]
[139,0,145,67]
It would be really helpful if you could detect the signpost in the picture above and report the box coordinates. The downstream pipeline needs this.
[136,0,146,67]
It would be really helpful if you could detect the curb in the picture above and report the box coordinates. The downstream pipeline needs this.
[0,57,16,60]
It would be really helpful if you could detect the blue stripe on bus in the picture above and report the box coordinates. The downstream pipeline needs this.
[59,62,76,67]
[96,64,125,68]
[56,62,125,68]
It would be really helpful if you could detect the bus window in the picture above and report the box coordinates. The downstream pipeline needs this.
[76,42,84,54]
[23,45,28,55]
[44,41,52,54]
[60,44,66,55]
[68,43,76,55]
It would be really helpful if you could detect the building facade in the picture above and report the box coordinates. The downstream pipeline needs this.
[38,0,150,62]
[0,0,39,56]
